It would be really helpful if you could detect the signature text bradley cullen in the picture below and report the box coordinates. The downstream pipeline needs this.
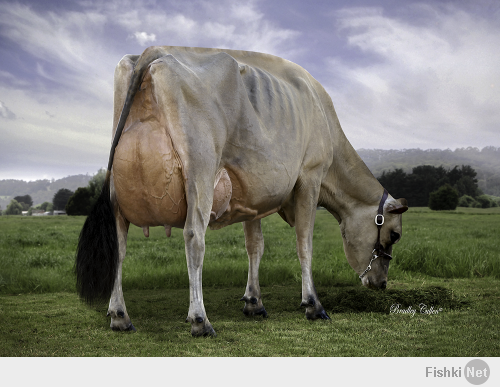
[389,303,443,317]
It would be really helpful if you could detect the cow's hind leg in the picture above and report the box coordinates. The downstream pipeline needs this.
[107,206,135,331]
[183,186,216,337]
[241,219,267,317]
[295,179,330,320]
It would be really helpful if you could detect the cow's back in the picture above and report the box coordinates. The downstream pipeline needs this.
[112,46,336,229]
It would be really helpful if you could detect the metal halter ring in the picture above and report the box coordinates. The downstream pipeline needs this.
[375,214,384,226]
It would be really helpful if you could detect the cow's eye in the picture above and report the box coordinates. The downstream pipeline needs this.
[390,231,400,244]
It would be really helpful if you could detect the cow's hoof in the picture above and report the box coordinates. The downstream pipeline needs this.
[126,323,137,332]
[305,308,331,320]
[108,309,136,331]
[243,305,268,318]
[189,317,217,337]
[111,322,137,332]
[241,296,268,318]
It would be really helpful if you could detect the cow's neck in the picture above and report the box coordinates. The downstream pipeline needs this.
[319,135,383,222]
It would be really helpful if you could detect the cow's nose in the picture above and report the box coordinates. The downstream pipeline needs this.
[380,281,387,290]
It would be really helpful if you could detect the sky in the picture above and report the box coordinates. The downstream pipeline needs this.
[0,0,499,181]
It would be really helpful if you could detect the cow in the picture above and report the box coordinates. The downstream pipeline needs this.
[75,46,408,337]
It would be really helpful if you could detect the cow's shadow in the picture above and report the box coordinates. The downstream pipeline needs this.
[93,284,469,334]
[317,285,469,314]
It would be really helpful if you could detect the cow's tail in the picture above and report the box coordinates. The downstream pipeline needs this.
[75,46,166,305]
[75,170,118,305]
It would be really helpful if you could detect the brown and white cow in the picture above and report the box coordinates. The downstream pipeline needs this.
[75,46,408,337]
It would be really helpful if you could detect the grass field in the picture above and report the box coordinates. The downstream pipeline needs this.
[0,207,499,356]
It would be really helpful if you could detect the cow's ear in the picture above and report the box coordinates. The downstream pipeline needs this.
[388,198,408,214]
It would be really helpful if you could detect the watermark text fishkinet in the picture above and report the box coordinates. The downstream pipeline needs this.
[389,303,443,317]
[425,359,490,385]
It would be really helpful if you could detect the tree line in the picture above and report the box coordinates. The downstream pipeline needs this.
[1,189,74,215]
[0,170,105,216]
[377,164,499,210]
[64,169,106,215]
[0,174,92,210]
[2,165,498,215]
[359,146,500,196]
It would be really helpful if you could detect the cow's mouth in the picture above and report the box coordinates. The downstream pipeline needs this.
[362,276,387,290]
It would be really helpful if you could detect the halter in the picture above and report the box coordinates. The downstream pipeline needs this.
[359,189,393,279]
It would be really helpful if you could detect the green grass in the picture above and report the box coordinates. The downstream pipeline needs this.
[0,279,498,356]
[407,206,500,215]
[0,208,499,356]
[393,209,500,279]
[1,208,499,294]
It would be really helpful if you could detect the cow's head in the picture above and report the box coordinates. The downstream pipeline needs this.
[340,194,408,289]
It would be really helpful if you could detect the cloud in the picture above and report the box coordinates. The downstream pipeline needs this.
[0,0,301,108]
[89,0,300,58]
[0,2,115,103]
[133,31,156,46]
[0,0,301,180]
[0,101,16,119]
[0,70,30,87]
[326,4,500,150]
[0,0,301,100]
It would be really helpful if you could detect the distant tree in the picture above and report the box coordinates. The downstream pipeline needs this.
[5,199,23,215]
[38,202,51,211]
[458,195,477,208]
[66,187,93,216]
[377,169,408,200]
[360,147,500,196]
[53,189,74,211]
[409,165,448,207]
[378,165,447,207]
[447,165,481,197]
[13,195,33,209]
[429,184,459,211]
[377,164,482,207]
[455,176,481,197]
[87,168,106,207]
[476,195,493,209]
[0,205,2,216]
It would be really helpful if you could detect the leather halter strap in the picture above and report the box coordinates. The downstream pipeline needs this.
[359,189,392,279]
[374,189,389,252]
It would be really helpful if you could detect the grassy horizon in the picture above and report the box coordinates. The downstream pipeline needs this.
[1,207,499,296]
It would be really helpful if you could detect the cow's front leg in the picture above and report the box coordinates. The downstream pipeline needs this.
[241,219,267,317]
[107,207,136,331]
[295,181,330,320]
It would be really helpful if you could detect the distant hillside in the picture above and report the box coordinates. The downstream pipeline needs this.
[2,146,500,211]
[0,174,92,209]
[358,147,500,196]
